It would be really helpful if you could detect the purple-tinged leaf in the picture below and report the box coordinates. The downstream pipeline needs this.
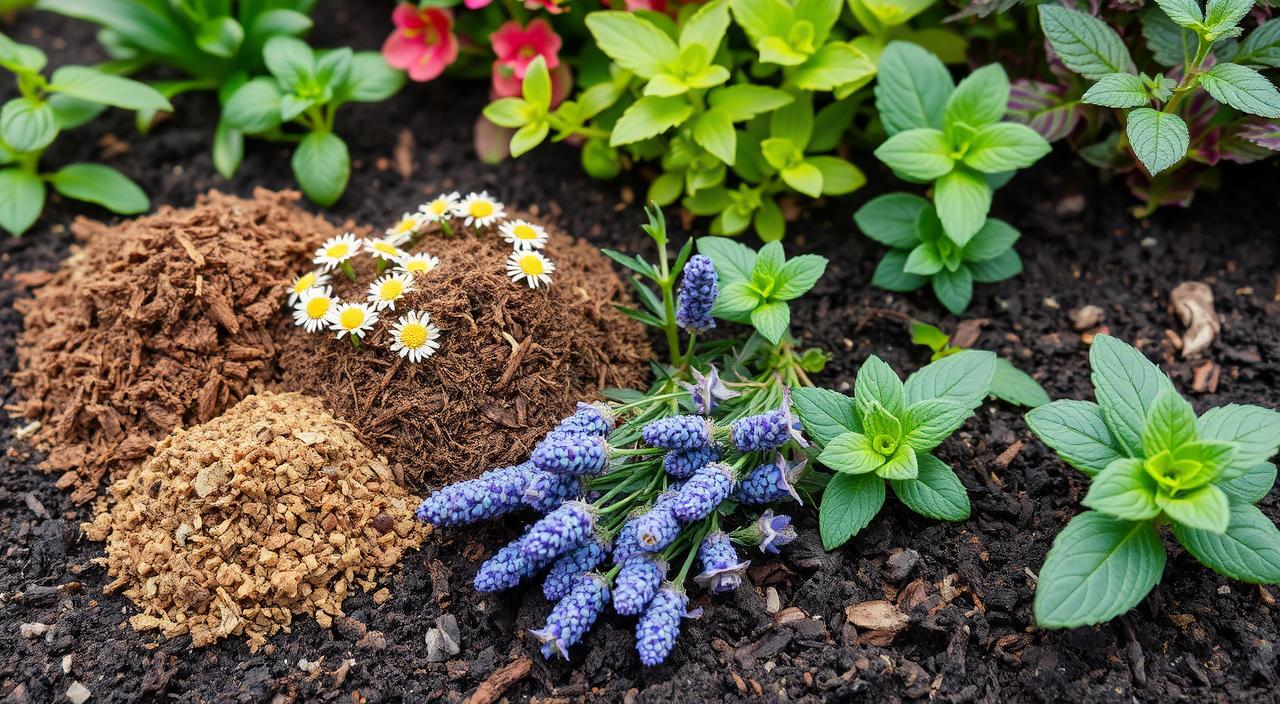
[1008,79,1085,142]
[1239,118,1280,150]
[1220,118,1280,163]
[1188,126,1222,165]
[1178,89,1219,137]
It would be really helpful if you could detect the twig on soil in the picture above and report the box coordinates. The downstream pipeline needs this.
[466,656,532,704]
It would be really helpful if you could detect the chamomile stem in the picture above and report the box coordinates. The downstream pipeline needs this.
[440,220,454,237]
[341,261,357,282]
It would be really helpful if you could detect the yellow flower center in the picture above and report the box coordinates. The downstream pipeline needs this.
[399,322,428,349]
[428,200,448,216]
[339,307,365,330]
[395,218,416,234]
[519,254,545,276]
[305,297,331,319]
[372,242,400,258]
[293,273,316,294]
[405,259,433,273]
[513,224,538,241]
[469,200,494,218]
[378,280,405,301]
[325,243,350,259]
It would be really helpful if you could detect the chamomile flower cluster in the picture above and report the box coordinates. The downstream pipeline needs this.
[417,190,558,290]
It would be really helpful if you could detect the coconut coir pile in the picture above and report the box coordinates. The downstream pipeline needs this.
[82,392,426,650]
[277,216,651,489]
[14,189,339,503]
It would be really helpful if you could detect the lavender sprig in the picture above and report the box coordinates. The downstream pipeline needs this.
[613,554,667,615]
[675,254,717,333]
[636,585,696,666]
[530,574,611,659]
[671,463,736,523]
[543,539,610,601]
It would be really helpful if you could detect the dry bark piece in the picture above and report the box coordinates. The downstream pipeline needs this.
[14,190,337,501]
[845,600,909,644]
[1068,305,1105,331]
[1170,282,1220,358]
[82,392,426,651]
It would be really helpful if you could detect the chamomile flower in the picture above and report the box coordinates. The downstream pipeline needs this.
[288,270,331,305]
[390,310,441,362]
[364,236,407,264]
[386,212,426,242]
[506,251,555,289]
[419,192,460,223]
[397,252,440,275]
[500,220,549,251]
[292,286,336,333]
[314,233,361,270]
[367,272,414,311]
[327,301,379,340]
[455,192,505,228]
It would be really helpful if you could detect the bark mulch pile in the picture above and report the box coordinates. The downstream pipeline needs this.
[13,189,339,503]
[276,216,652,490]
[81,392,427,651]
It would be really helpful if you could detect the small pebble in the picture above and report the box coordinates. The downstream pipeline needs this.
[65,682,90,704]
[765,587,781,614]
[19,623,49,639]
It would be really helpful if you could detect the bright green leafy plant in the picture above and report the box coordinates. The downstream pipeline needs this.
[794,351,996,549]
[222,36,404,206]
[694,236,827,345]
[1026,335,1280,629]
[909,320,1048,408]
[0,32,170,236]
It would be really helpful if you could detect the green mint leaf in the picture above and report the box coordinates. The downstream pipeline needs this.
[610,96,694,146]
[781,161,824,197]
[1174,439,1239,478]
[48,66,172,112]
[931,266,974,315]
[961,219,1020,261]
[793,0,842,41]
[1090,334,1179,457]
[1142,8,1200,68]
[1154,0,1205,28]
[909,321,951,354]
[1236,18,1280,68]
[510,121,550,158]
[713,279,762,315]
[854,355,905,418]
[793,387,862,446]
[933,167,992,247]
[0,98,58,154]
[223,78,285,133]
[750,300,791,344]
[968,248,1022,282]
[0,167,44,237]
[692,109,737,165]
[1125,107,1190,175]
[809,156,866,196]
[697,236,757,282]
[769,95,814,149]
[944,64,1010,133]
[1216,462,1276,504]
[1197,404,1280,480]
[754,197,785,241]
[1198,62,1280,118]
[279,94,314,122]
[904,243,944,276]
[47,163,147,214]
[904,349,996,408]
[792,42,877,91]
[872,251,929,292]
[901,399,973,452]
[891,454,970,521]
[774,254,828,300]
[1038,5,1137,80]
[585,12,678,80]
[1156,484,1231,533]
[1173,501,1280,583]
[1141,390,1198,457]
[874,41,954,137]
[48,93,106,131]
[212,120,243,179]
[264,36,314,90]
[1082,73,1152,108]
[876,444,918,480]
[292,131,349,207]
[1034,511,1166,628]
[874,128,955,181]
[707,85,794,122]
[819,472,885,549]
[819,432,885,475]
[1026,399,1127,476]
[730,0,795,47]
[522,56,552,111]
[990,358,1050,408]
[854,192,927,249]
[1082,458,1161,521]
[0,31,46,73]
[679,0,731,55]
[484,98,533,129]
[862,397,903,441]
[1203,0,1254,37]
[962,122,1052,174]
[334,52,406,104]
[196,16,245,59]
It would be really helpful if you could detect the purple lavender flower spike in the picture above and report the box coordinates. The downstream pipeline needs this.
[416,462,534,526]
[662,444,720,480]
[642,415,714,451]
[677,365,740,415]
[474,539,541,592]
[543,538,609,601]
[523,470,582,513]
[521,500,597,564]
[554,401,615,437]
[634,501,681,552]
[530,574,611,660]
[757,510,798,554]
[675,254,718,333]
[671,463,736,523]
[735,453,806,506]
[636,585,699,666]
[730,389,809,451]
[694,532,750,594]
[531,431,608,476]
[613,554,667,615]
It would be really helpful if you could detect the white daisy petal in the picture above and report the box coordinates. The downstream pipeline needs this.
[389,309,441,363]
[505,251,555,289]
[366,272,414,311]
[292,286,336,333]
[365,237,407,263]
[288,270,331,305]
[419,192,460,223]
[499,220,548,251]
[386,212,426,241]
[453,191,505,228]
[327,301,380,340]
[314,233,362,269]
[396,252,440,274]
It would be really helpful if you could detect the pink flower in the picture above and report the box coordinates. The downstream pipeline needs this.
[382,4,459,82]
[466,0,493,7]
[490,20,563,96]
[524,0,568,13]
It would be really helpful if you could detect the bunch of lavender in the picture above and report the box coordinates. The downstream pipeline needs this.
[416,206,829,666]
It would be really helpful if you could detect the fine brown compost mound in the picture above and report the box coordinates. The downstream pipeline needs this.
[14,189,339,503]
[277,215,651,489]
[82,392,426,651]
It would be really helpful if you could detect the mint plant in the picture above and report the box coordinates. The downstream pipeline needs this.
[223,36,403,206]
[909,320,1049,408]
[0,32,170,236]
[873,42,1051,247]
[1026,335,1280,628]
[854,192,1022,314]
[794,351,996,549]
[695,237,827,345]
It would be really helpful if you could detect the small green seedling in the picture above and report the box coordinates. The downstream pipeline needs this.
[1026,335,1280,629]
[794,351,996,549]
[695,236,828,345]
[909,320,1049,408]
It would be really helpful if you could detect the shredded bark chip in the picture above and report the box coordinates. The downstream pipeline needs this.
[82,392,426,651]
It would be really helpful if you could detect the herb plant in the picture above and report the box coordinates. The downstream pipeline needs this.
[794,350,995,549]
[909,320,1048,407]
[222,36,404,206]
[0,32,171,236]
[1026,335,1280,628]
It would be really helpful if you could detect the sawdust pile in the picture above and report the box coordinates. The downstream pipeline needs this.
[83,392,426,650]
[14,189,339,502]
[276,214,651,490]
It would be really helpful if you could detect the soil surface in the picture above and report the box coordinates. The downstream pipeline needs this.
[2,4,1279,703]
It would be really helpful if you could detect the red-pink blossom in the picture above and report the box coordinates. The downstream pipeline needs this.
[490,20,563,97]
[382,4,459,82]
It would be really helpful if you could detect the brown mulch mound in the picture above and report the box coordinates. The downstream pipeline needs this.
[82,392,426,651]
[14,189,339,503]
[276,217,651,490]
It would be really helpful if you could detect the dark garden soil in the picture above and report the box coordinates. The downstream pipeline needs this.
[2,4,1279,703]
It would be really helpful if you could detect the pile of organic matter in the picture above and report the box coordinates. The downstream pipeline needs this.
[276,215,651,489]
[82,392,426,650]
[13,189,338,503]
